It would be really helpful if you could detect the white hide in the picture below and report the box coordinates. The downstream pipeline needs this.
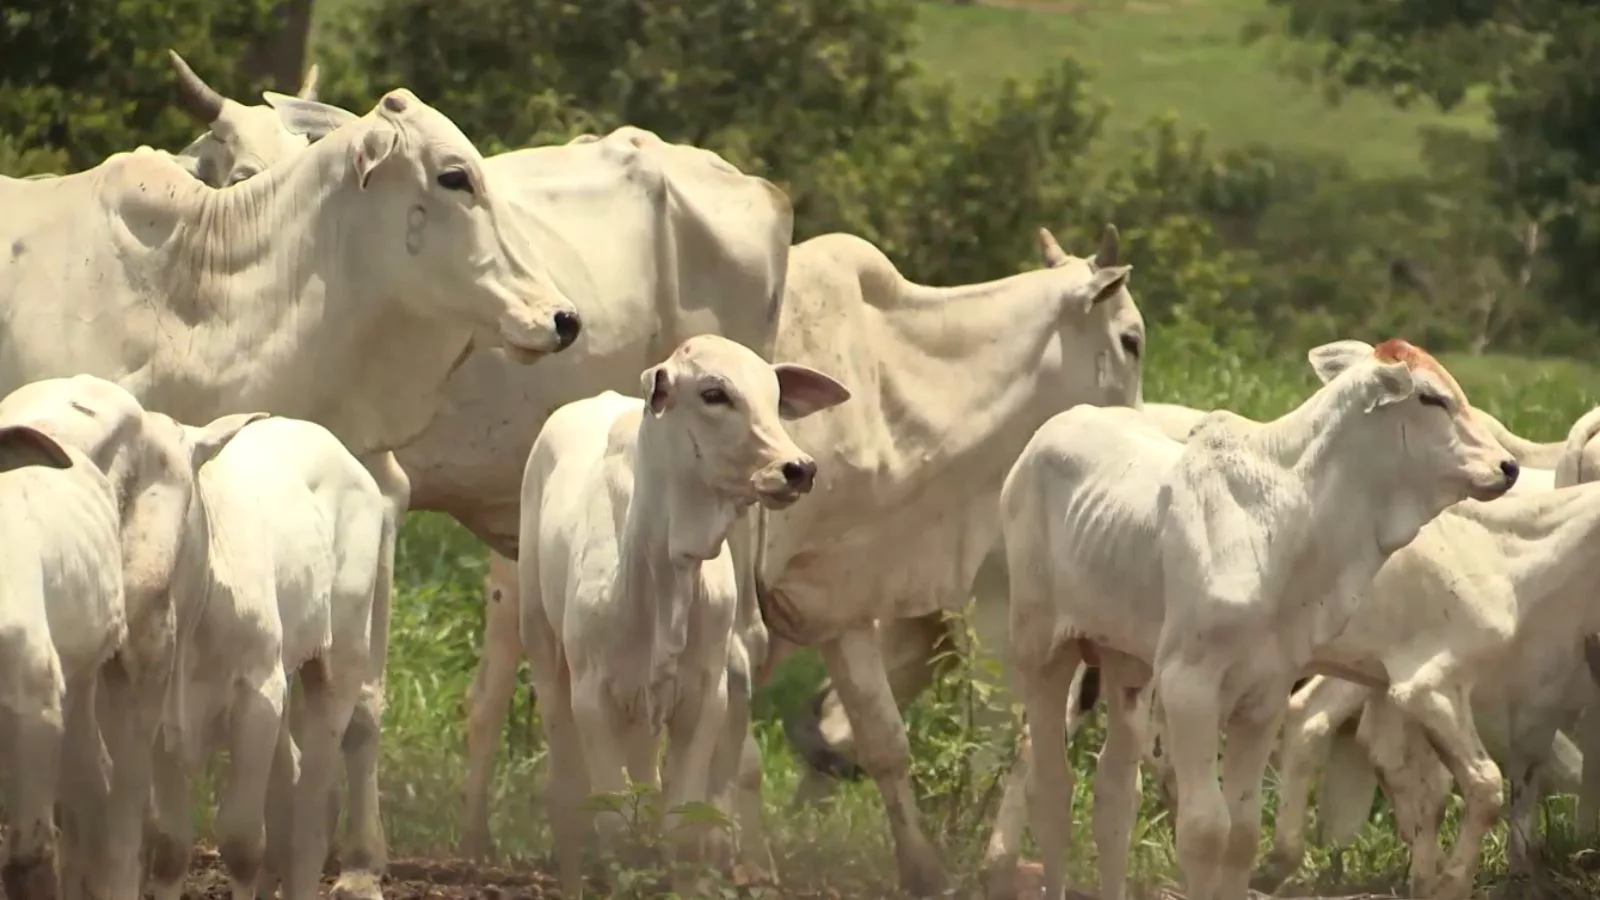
[516,335,849,900]
[1001,339,1518,900]
[0,376,262,900]
[1264,403,1600,895]
[0,88,581,461]
[747,225,1141,896]
[145,416,392,900]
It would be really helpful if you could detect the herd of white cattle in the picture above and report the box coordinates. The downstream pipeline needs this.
[1,47,1598,900]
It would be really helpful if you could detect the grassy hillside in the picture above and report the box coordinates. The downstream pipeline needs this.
[911,0,1492,177]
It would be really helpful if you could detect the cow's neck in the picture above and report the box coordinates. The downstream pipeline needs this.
[162,133,472,457]
[1254,377,1432,560]
[615,418,740,702]
[878,271,1082,480]
[1462,484,1600,630]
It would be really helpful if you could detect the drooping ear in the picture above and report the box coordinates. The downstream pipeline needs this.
[1038,227,1069,268]
[297,62,321,101]
[1094,223,1120,269]
[264,91,362,141]
[349,122,399,190]
[189,412,270,468]
[1307,340,1377,385]
[0,425,73,471]
[640,364,675,416]
[1366,360,1416,411]
[773,363,852,421]
[1073,264,1132,313]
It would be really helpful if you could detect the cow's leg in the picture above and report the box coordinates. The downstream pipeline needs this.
[0,650,66,900]
[283,657,366,900]
[96,658,166,900]
[788,612,952,808]
[818,625,947,897]
[259,708,300,900]
[1258,676,1370,890]
[707,641,774,882]
[1504,719,1556,876]
[58,678,108,900]
[1358,696,1448,895]
[522,611,590,900]
[147,726,197,900]
[1211,683,1289,900]
[1094,652,1154,900]
[1580,701,1600,838]
[461,555,522,860]
[662,667,731,892]
[982,662,1092,899]
[1156,659,1229,900]
[1386,678,1499,900]
[213,665,289,900]
[333,463,401,900]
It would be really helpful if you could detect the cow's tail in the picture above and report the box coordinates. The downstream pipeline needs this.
[1317,725,1378,849]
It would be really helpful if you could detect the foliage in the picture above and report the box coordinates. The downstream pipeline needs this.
[0,0,283,173]
[1265,0,1600,341]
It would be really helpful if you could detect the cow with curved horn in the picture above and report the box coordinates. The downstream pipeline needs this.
[168,50,322,187]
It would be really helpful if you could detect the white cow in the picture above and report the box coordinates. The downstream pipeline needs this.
[164,79,795,871]
[142,416,393,900]
[1260,403,1600,896]
[1002,338,1517,900]
[516,335,849,899]
[743,225,1142,895]
[0,376,263,900]
[166,50,321,187]
[0,85,581,460]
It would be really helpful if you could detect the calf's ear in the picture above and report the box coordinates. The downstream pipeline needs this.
[1307,339,1376,385]
[1366,361,1415,411]
[640,364,675,416]
[773,363,851,421]
[0,425,73,471]
[189,412,270,468]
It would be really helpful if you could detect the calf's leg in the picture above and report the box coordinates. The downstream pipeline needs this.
[0,652,66,900]
[1157,659,1229,900]
[1094,653,1154,900]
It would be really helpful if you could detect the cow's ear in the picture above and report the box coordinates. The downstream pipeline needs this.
[641,364,675,416]
[0,425,73,471]
[773,363,851,420]
[1307,340,1376,385]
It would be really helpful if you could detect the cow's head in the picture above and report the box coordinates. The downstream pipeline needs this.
[168,49,315,188]
[1308,338,1518,513]
[1038,224,1145,407]
[639,334,851,532]
[253,88,585,363]
[0,375,266,603]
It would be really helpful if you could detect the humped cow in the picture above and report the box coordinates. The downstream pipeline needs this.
[1000,339,1517,900]
[516,335,849,899]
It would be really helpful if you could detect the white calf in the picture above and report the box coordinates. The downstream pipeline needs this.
[1004,338,1517,900]
[144,417,393,900]
[517,334,849,899]
[1262,404,1600,895]
[0,376,262,900]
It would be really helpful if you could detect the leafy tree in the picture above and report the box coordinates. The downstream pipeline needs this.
[1266,0,1600,336]
[0,0,285,173]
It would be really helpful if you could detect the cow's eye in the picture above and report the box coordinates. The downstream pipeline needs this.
[1419,393,1448,410]
[228,168,257,186]
[700,387,732,407]
[1120,333,1142,358]
[437,167,474,193]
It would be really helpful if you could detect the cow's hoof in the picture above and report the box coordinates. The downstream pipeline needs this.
[332,870,385,900]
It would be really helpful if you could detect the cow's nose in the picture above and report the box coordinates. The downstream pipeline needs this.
[1500,458,1520,485]
[553,309,582,349]
[781,459,817,491]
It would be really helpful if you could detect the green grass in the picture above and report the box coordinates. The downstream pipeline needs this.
[911,0,1493,177]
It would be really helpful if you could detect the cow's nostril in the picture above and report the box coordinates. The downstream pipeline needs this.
[1500,458,1520,483]
[781,460,815,488]
[553,309,582,348]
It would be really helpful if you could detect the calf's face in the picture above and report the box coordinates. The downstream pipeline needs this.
[640,334,851,509]
[1308,338,1518,505]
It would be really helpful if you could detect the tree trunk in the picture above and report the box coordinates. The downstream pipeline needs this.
[241,0,316,93]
